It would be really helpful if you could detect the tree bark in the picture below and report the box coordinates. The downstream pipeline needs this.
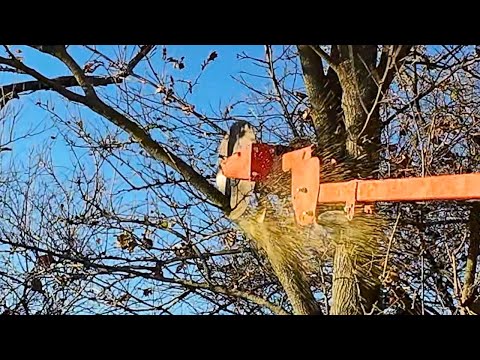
[328,46,382,314]
[330,241,361,314]
[297,45,412,315]
[236,215,321,315]
[297,45,344,158]
[268,253,321,315]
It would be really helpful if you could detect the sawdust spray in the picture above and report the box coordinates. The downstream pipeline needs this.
[230,141,388,315]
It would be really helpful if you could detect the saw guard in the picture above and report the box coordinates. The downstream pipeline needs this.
[220,145,252,180]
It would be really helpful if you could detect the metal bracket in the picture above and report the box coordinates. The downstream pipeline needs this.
[343,182,375,220]
[282,146,320,226]
[363,204,374,214]
[344,180,359,221]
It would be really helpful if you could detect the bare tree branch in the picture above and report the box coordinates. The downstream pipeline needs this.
[265,45,299,138]
[377,45,413,94]
[0,238,287,315]
[0,75,121,109]
[0,53,230,213]
[125,45,155,74]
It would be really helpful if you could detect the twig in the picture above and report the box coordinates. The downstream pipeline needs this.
[264,45,299,138]
[382,208,401,279]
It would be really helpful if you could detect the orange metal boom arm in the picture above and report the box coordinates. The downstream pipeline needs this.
[320,173,480,203]
[318,173,480,222]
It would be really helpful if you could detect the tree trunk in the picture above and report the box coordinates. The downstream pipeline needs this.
[330,241,361,314]
[297,45,411,314]
[236,215,321,315]
[462,202,480,311]
[268,253,321,315]
[330,48,381,314]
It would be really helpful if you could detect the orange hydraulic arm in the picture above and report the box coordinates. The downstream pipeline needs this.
[220,143,480,226]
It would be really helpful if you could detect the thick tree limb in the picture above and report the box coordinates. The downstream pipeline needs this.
[0,55,88,103]
[125,45,155,74]
[297,45,344,155]
[0,75,121,109]
[327,46,384,314]
[31,45,96,97]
